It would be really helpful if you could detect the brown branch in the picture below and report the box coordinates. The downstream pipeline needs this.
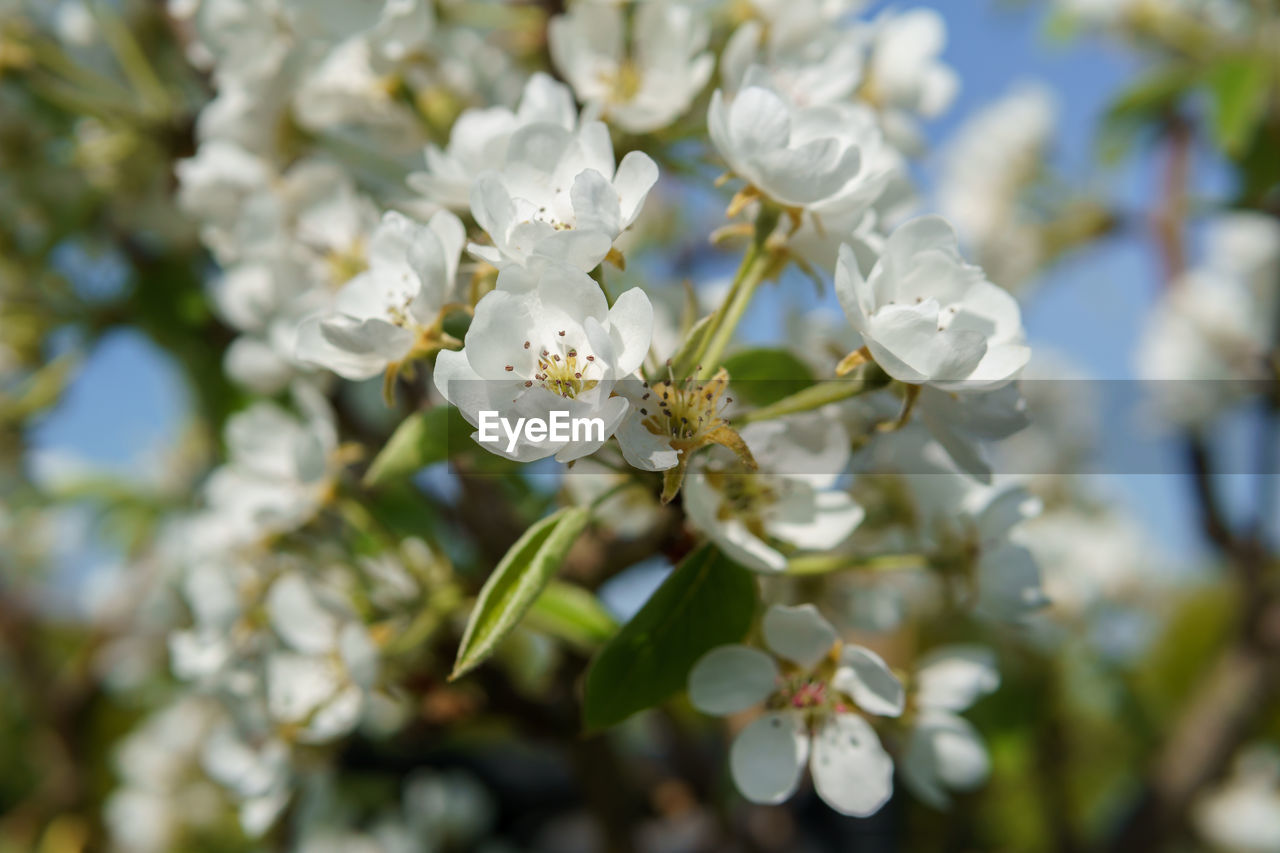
[1105,596,1280,852]
[1103,114,1280,852]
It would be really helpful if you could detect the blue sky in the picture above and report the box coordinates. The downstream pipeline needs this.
[30,1,1238,576]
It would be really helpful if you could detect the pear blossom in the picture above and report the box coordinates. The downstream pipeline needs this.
[708,75,864,211]
[901,646,999,808]
[683,413,865,572]
[433,263,653,462]
[863,9,958,147]
[409,72,577,210]
[860,429,1047,621]
[180,0,432,159]
[563,458,663,538]
[549,1,713,134]
[203,159,385,392]
[688,604,903,816]
[866,9,957,116]
[175,140,273,262]
[469,122,659,271]
[1136,212,1280,426]
[720,0,868,108]
[1195,745,1280,853]
[613,367,756,502]
[919,482,1045,622]
[916,383,1030,482]
[938,84,1057,287]
[774,102,909,271]
[168,556,257,682]
[296,210,465,380]
[835,215,1031,390]
[199,383,339,546]
[292,34,423,150]
[104,698,222,853]
[264,572,379,743]
[201,724,294,836]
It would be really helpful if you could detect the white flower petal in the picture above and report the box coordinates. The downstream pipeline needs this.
[604,287,654,376]
[266,573,338,655]
[835,241,875,331]
[569,168,622,236]
[615,410,680,471]
[727,87,791,158]
[688,645,779,716]
[866,303,987,383]
[901,710,989,809]
[266,653,339,723]
[914,645,999,712]
[729,711,809,805]
[684,471,788,572]
[613,151,659,225]
[833,645,905,717]
[767,488,864,552]
[810,712,895,817]
[762,603,838,669]
[976,540,1048,621]
[755,138,860,206]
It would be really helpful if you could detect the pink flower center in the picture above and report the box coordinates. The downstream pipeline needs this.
[788,680,827,709]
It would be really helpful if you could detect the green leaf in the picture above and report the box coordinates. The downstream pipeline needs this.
[527,580,618,653]
[1207,55,1270,156]
[582,545,758,731]
[1096,65,1195,163]
[451,506,592,679]
[363,405,472,487]
[721,348,816,406]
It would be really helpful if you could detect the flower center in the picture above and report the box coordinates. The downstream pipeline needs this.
[326,241,368,286]
[787,679,828,709]
[606,60,643,103]
[772,674,849,720]
[639,375,731,450]
[705,469,779,538]
[522,338,599,399]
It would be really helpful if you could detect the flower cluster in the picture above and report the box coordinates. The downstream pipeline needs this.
[12,0,1280,849]
[144,0,1053,832]
[7,0,1137,846]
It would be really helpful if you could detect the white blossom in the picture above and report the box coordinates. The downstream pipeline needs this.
[469,122,659,271]
[433,263,653,462]
[409,72,577,210]
[720,0,868,108]
[688,604,902,816]
[296,210,465,380]
[550,0,713,134]
[861,429,1047,622]
[684,413,864,573]
[199,383,339,546]
[1195,745,1280,853]
[1136,212,1280,426]
[901,646,999,808]
[708,73,864,210]
[835,215,1031,390]
[938,84,1057,287]
[864,8,958,148]
[201,724,294,836]
[265,572,379,743]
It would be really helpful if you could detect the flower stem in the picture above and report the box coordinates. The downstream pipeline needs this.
[787,552,926,576]
[696,243,774,382]
[736,365,891,424]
